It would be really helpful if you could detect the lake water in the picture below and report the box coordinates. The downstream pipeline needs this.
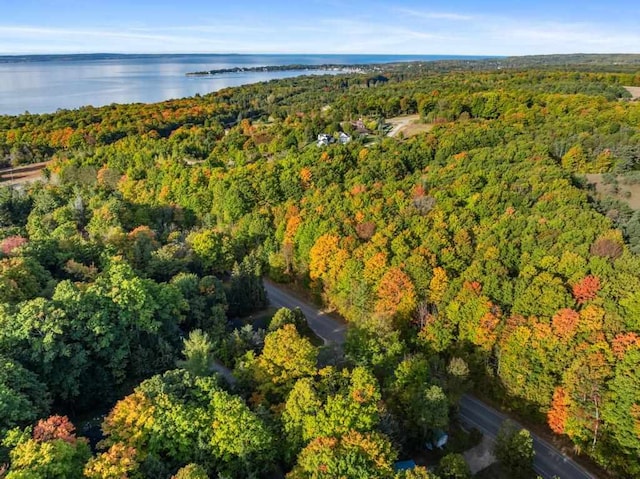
[0,54,484,116]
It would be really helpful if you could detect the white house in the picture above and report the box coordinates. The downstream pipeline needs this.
[338,132,351,144]
[317,133,334,147]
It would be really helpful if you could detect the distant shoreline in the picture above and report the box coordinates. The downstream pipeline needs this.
[2,53,638,115]
[0,53,491,64]
[186,64,367,76]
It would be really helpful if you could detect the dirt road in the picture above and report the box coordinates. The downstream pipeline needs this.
[624,86,640,99]
[0,161,49,186]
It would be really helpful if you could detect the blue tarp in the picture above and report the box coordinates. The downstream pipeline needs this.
[393,460,417,471]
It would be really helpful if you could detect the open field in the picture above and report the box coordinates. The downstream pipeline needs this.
[386,114,434,138]
[585,173,640,210]
[624,86,640,99]
[0,161,49,186]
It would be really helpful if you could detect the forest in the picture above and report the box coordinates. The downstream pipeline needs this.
[0,60,639,478]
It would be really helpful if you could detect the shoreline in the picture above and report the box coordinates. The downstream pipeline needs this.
[185,64,367,76]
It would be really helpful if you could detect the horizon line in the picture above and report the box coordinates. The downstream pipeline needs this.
[0,51,502,57]
[1,51,637,59]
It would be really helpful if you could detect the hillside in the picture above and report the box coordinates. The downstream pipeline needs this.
[0,64,639,478]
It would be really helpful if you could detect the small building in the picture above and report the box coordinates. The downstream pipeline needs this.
[338,131,351,144]
[317,133,334,147]
[352,118,369,134]
[425,429,449,450]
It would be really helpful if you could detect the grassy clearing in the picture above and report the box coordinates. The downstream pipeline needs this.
[386,114,434,138]
[624,86,640,100]
[585,173,640,210]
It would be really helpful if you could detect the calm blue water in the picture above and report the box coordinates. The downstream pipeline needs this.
[0,54,484,116]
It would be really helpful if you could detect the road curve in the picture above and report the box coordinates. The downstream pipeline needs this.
[264,280,598,479]
[264,280,347,345]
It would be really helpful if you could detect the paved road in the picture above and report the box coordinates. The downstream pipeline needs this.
[264,280,347,345]
[211,360,237,384]
[265,280,597,479]
[460,394,595,479]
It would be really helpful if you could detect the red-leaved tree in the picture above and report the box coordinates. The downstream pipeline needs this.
[33,415,78,444]
[0,235,28,256]
[548,387,569,434]
[572,275,601,304]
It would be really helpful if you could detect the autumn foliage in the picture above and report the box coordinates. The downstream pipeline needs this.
[552,308,580,339]
[374,267,417,320]
[572,275,601,304]
[548,387,570,434]
[33,415,78,444]
[611,333,640,359]
[0,235,27,255]
[309,234,348,285]
[84,443,139,479]
[2,63,640,477]
[102,392,156,450]
[289,430,396,478]
[428,267,448,304]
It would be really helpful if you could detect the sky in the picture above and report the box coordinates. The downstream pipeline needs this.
[1,0,639,56]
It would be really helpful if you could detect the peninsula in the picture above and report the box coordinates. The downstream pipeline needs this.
[186,63,366,76]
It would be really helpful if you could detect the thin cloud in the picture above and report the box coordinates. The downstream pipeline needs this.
[394,8,474,21]
[0,25,187,43]
[130,24,275,35]
[484,19,640,53]
[0,24,282,53]
[320,18,447,40]
[1,8,639,56]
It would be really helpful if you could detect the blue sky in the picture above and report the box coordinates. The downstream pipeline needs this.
[1,0,639,55]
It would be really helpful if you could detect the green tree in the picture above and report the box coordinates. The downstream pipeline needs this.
[345,325,406,376]
[445,357,471,404]
[187,229,232,273]
[394,466,437,478]
[0,298,88,401]
[178,330,214,377]
[268,307,307,333]
[226,253,267,318]
[388,356,449,442]
[314,367,382,438]
[282,378,322,460]
[494,421,535,479]
[170,273,228,333]
[102,369,276,477]
[172,464,209,479]
[0,257,52,304]
[257,324,317,388]
[0,355,51,436]
[209,390,276,476]
[437,453,471,479]
[602,347,640,469]
[282,367,382,461]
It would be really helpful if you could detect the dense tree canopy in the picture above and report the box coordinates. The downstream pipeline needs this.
[0,61,639,477]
